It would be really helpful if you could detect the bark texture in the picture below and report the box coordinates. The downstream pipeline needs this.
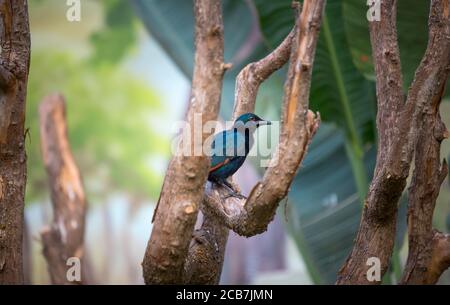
[183,214,229,284]
[400,0,450,284]
[39,94,87,284]
[337,0,450,284]
[0,0,30,284]
[142,0,227,284]
[183,0,325,284]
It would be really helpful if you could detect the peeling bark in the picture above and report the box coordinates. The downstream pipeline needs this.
[337,0,450,284]
[425,231,450,284]
[0,0,30,285]
[39,94,87,285]
[232,27,295,116]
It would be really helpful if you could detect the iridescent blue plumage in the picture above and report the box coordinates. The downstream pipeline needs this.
[208,113,270,197]
[208,129,249,181]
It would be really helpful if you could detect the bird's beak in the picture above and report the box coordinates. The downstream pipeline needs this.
[257,120,271,127]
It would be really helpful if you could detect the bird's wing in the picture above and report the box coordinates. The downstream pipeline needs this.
[209,130,246,172]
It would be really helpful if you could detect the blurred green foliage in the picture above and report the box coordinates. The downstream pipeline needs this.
[343,0,450,97]
[89,0,138,65]
[25,1,168,204]
[255,0,377,204]
[129,0,285,119]
[25,51,168,203]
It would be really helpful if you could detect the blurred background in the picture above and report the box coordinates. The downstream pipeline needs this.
[24,0,450,284]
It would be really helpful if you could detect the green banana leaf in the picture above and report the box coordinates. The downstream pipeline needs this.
[286,123,374,284]
[286,123,407,283]
[130,0,284,118]
[343,0,450,97]
[254,0,376,202]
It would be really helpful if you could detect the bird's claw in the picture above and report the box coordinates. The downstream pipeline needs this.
[213,179,247,200]
[222,192,247,201]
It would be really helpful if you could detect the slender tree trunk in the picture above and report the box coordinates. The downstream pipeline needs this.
[0,0,30,285]
[39,94,87,284]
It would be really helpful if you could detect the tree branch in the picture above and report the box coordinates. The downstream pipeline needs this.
[142,0,227,284]
[202,0,324,237]
[337,0,450,284]
[39,94,87,284]
[399,1,450,284]
[232,27,295,117]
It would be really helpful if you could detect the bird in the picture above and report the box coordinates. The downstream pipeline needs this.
[208,113,271,199]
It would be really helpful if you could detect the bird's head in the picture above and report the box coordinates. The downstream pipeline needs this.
[233,113,271,132]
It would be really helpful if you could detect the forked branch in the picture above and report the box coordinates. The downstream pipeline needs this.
[202,0,324,237]
[337,0,450,284]
[184,7,300,284]
[400,0,450,284]
[182,1,325,284]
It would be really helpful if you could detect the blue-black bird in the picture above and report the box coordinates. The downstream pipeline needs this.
[208,113,271,198]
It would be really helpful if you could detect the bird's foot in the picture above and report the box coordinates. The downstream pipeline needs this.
[215,179,247,200]
[221,179,238,192]
[222,191,247,201]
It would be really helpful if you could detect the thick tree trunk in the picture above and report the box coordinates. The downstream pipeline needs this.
[337,0,450,284]
[39,94,87,284]
[0,0,30,285]
[184,24,296,285]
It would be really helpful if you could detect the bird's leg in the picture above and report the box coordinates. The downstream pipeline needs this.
[218,179,247,200]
